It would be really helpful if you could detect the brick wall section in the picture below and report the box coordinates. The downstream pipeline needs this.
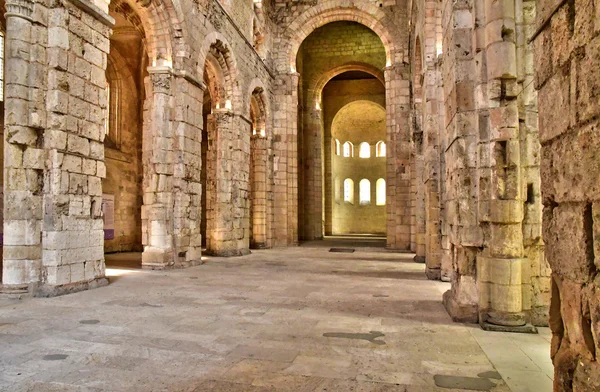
[535,0,600,389]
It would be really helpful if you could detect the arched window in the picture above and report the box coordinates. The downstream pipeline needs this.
[334,139,341,156]
[343,142,353,157]
[334,177,340,204]
[359,142,370,158]
[343,179,354,204]
[359,179,371,205]
[105,59,120,149]
[376,178,386,206]
[376,141,386,157]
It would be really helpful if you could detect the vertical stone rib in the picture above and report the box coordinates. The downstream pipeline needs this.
[1,0,39,292]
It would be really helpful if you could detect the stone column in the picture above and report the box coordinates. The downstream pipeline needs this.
[384,65,411,250]
[205,109,249,256]
[204,112,217,253]
[1,0,40,294]
[250,135,268,248]
[516,0,548,327]
[301,104,323,240]
[142,67,175,269]
[423,3,444,280]
[441,0,481,323]
[476,0,534,333]
[171,72,205,266]
[271,72,299,247]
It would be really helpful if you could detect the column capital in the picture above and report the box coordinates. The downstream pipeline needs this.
[5,0,34,21]
[148,66,173,94]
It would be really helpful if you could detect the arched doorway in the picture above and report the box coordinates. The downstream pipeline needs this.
[199,35,250,257]
[295,21,395,243]
[249,87,269,249]
[102,0,148,269]
[329,100,386,235]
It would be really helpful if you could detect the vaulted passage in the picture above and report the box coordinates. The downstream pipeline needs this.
[0,0,598,389]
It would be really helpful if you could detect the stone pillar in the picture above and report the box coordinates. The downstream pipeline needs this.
[476,0,535,333]
[272,72,299,247]
[441,0,481,323]
[423,2,444,280]
[516,0,548,327]
[534,0,600,389]
[384,65,411,250]
[1,0,40,293]
[250,135,268,248]
[142,67,175,268]
[413,153,426,263]
[171,72,205,266]
[3,0,113,296]
[301,104,323,240]
[204,112,217,253]
[205,109,250,257]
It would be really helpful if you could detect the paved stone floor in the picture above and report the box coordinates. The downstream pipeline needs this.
[0,248,552,391]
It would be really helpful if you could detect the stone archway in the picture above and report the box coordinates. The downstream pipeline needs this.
[272,5,411,249]
[248,85,270,249]
[199,34,250,257]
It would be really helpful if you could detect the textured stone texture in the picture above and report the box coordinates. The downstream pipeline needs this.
[534,0,600,389]
[0,0,597,387]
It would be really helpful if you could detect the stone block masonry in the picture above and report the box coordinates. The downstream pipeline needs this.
[534,0,600,389]
[2,0,113,296]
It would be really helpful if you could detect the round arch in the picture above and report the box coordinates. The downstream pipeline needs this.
[282,4,398,72]
[331,100,386,130]
[198,32,240,112]
[246,78,270,122]
[109,0,185,68]
[308,62,385,104]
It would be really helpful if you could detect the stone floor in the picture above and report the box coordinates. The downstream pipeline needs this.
[0,248,553,392]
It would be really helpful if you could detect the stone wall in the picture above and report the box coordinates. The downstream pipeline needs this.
[534,0,600,389]
[0,0,275,292]
[330,100,386,235]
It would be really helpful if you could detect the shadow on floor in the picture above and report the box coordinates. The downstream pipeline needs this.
[300,235,389,250]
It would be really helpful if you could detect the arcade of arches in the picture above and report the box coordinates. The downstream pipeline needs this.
[0,0,598,390]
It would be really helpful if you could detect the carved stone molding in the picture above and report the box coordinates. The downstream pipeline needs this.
[150,72,172,94]
[5,0,33,21]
